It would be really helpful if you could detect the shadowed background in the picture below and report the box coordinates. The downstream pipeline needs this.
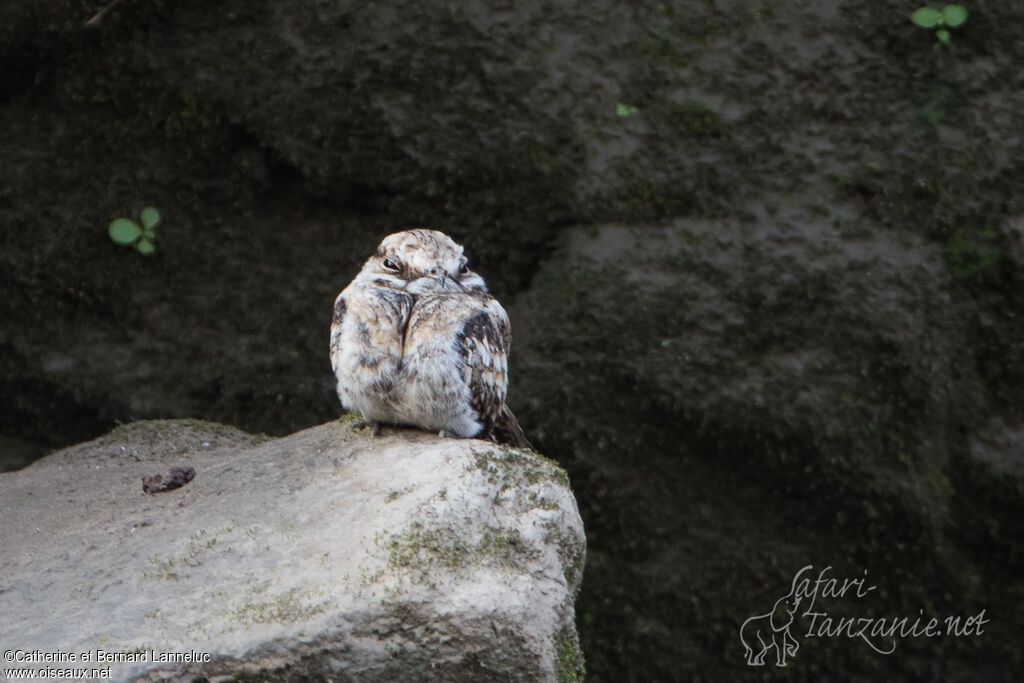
[2,0,1022,680]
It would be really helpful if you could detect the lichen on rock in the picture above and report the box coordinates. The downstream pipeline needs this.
[0,420,585,681]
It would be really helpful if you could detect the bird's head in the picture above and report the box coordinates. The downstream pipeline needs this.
[359,229,487,294]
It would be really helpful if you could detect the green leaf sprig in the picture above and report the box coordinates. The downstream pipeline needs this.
[109,207,160,255]
[616,103,639,117]
[911,5,968,45]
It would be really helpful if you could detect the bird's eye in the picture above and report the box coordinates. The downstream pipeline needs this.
[382,258,399,271]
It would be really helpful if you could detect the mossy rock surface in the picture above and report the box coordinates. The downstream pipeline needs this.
[0,420,585,681]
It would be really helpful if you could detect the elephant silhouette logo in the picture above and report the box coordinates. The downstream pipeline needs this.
[740,588,802,666]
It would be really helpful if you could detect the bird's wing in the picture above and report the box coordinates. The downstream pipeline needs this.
[329,293,347,375]
[456,298,512,434]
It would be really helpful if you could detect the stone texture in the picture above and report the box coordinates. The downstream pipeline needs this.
[0,420,585,682]
[510,216,1020,680]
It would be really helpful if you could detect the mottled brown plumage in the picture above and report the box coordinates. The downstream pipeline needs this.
[330,229,529,448]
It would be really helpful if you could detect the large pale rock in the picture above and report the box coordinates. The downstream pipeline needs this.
[0,420,585,682]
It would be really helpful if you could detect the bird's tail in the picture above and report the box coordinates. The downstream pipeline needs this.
[492,404,532,450]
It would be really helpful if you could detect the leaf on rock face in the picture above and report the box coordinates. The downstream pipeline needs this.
[140,206,161,230]
[616,103,639,117]
[911,7,944,28]
[136,238,156,255]
[109,218,142,245]
[942,5,968,28]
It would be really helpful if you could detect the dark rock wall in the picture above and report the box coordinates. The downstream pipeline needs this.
[2,0,1022,680]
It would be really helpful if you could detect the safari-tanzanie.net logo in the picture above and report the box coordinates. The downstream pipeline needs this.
[739,565,988,667]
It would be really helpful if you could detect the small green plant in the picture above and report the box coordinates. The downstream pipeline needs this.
[911,5,968,45]
[616,103,639,117]
[109,207,160,255]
